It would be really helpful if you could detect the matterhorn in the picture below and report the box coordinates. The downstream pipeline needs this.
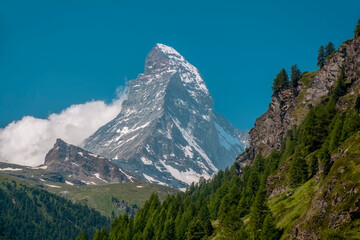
[83,44,245,188]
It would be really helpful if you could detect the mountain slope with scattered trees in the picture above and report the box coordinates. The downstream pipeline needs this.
[79,19,360,240]
[0,175,109,240]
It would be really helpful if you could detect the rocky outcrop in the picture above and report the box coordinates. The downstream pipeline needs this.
[236,36,360,169]
[250,84,297,157]
[44,139,135,185]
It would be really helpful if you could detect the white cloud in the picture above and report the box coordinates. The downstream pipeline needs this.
[0,88,127,167]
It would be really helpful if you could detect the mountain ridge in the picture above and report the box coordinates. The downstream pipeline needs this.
[44,138,136,185]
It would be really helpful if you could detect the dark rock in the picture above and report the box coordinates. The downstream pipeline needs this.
[44,139,136,185]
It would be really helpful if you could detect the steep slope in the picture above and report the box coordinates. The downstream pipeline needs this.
[235,129,250,149]
[237,36,360,166]
[44,139,135,185]
[81,24,360,240]
[83,43,244,188]
[255,36,360,239]
[0,175,109,240]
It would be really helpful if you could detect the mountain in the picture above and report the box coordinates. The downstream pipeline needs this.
[82,23,360,240]
[44,138,136,185]
[83,43,244,188]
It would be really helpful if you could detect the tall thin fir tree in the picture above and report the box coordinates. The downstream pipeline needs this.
[317,46,326,68]
[325,42,335,58]
[355,96,360,113]
[272,68,288,91]
[290,64,301,88]
[354,18,360,38]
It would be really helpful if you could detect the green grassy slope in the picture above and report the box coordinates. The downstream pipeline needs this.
[46,181,178,217]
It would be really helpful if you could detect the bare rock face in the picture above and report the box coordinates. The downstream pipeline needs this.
[236,36,360,169]
[249,85,297,157]
[45,139,135,185]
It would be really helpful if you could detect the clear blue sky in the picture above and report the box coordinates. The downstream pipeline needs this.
[1,0,359,129]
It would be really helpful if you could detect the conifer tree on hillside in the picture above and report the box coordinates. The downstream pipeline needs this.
[355,96,360,113]
[310,154,319,178]
[290,156,308,186]
[325,42,336,57]
[260,214,279,240]
[332,66,347,101]
[186,219,205,240]
[354,18,360,38]
[290,64,301,88]
[317,46,326,68]
[322,149,332,177]
[249,183,269,240]
[161,218,175,240]
[75,232,88,240]
[272,68,288,91]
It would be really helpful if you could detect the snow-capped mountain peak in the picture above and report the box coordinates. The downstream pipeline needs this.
[145,43,209,96]
[83,44,245,188]
[155,43,183,58]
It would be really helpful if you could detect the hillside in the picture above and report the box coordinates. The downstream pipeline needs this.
[0,175,108,240]
[0,167,177,218]
[46,181,178,218]
[80,22,360,240]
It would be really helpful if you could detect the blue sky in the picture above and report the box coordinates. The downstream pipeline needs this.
[1,1,359,130]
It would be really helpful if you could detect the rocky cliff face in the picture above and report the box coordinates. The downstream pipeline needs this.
[235,34,360,239]
[45,139,135,185]
[83,44,245,189]
[236,36,360,169]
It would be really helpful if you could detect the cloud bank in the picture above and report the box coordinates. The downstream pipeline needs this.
[0,89,127,167]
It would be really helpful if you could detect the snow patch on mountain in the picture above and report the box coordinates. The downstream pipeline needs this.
[159,160,210,185]
[83,43,247,188]
[215,122,241,150]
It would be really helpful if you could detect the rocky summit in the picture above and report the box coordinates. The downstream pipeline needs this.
[83,43,245,188]
[45,139,135,185]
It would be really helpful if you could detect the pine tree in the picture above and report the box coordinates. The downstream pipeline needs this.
[93,229,109,240]
[325,42,335,58]
[272,69,289,91]
[186,219,205,240]
[177,209,193,240]
[340,112,360,142]
[354,18,360,38]
[355,96,360,113]
[75,232,88,240]
[161,218,175,240]
[319,147,331,176]
[249,184,268,240]
[328,113,344,152]
[234,226,249,240]
[332,66,347,101]
[198,204,213,236]
[142,221,155,240]
[260,214,279,240]
[310,154,318,178]
[317,46,326,68]
[290,156,308,186]
[290,64,301,88]
[203,219,214,236]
